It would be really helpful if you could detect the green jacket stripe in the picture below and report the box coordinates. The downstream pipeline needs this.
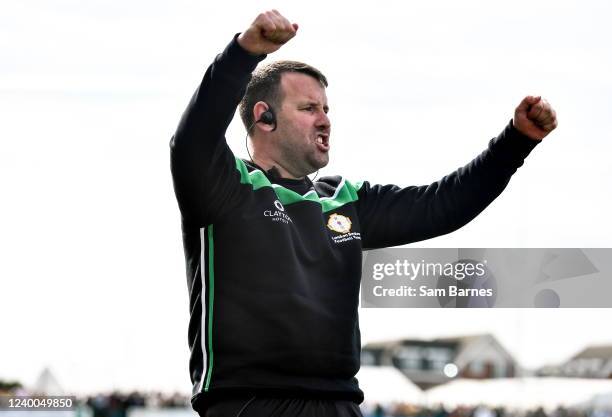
[235,158,363,211]
[204,225,215,391]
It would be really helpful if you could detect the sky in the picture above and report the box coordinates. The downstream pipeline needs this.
[1,0,611,395]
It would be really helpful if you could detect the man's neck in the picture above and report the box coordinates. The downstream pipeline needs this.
[250,154,304,180]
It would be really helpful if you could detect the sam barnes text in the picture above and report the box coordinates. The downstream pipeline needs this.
[373,285,493,297]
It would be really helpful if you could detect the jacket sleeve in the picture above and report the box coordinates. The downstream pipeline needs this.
[356,121,540,249]
[170,34,266,226]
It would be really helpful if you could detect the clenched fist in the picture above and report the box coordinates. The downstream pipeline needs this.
[513,96,558,141]
[238,10,298,55]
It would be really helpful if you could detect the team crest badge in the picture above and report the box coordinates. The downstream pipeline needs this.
[327,214,352,234]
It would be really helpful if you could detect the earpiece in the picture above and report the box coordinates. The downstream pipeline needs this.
[256,105,276,132]
[259,110,275,125]
[246,103,277,164]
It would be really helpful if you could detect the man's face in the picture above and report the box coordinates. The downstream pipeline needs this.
[272,72,331,177]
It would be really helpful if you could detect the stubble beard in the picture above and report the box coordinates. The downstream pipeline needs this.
[276,127,329,177]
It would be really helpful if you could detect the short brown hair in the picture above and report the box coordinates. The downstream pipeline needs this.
[239,60,328,134]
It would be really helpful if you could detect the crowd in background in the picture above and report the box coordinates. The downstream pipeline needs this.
[75,394,612,417]
[84,391,190,417]
[3,380,612,417]
[361,404,611,417]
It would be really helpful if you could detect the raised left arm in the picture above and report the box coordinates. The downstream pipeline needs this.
[356,96,557,249]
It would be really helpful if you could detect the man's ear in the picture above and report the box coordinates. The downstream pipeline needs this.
[253,101,276,132]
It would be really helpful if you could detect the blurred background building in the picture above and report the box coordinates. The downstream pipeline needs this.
[361,334,518,389]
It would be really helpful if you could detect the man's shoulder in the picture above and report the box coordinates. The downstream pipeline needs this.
[315,175,365,198]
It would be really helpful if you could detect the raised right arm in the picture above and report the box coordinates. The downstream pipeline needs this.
[170,10,298,226]
[169,35,265,225]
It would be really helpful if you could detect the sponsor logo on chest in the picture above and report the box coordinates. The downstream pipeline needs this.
[263,200,293,224]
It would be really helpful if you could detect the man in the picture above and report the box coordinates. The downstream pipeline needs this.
[170,10,557,417]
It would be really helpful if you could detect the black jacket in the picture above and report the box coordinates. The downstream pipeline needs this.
[170,34,539,412]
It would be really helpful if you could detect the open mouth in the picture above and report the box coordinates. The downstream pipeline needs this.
[315,133,330,152]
